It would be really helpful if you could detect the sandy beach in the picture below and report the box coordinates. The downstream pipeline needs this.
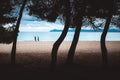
[0,41,120,80]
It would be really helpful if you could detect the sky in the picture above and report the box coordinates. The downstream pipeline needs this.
[17,11,119,32]
[4,11,97,32]
[19,11,105,32]
[19,12,64,32]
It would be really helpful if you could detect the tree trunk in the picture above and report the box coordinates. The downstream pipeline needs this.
[66,17,83,65]
[51,19,70,70]
[100,15,112,68]
[11,0,27,65]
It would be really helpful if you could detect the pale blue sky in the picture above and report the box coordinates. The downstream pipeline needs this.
[18,11,118,32]
[19,12,64,32]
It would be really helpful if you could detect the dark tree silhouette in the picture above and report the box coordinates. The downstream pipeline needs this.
[111,16,120,27]
[100,15,112,68]
[0,0,16,24]
[29,0,119,70]
[11,0,27,65]
[51,0,71,70]
[29,0,71,70]
[85,0,116,68]
[96,0,115,68]
[66,0,111,65]
[0,0,16,43]
[50,0,85,68]
[111,0,120,27]
[66,0,118,67]
[100,0,118,68]
[51,19,70,70]
[0,25,15,43]
[66,18,83,65]
[66,0,85,64]
[84,0,116,68]
[29,0,59,22]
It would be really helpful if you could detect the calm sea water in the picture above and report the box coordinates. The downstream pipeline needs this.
[18,32,120,41]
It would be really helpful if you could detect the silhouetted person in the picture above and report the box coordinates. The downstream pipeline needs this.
[34,36,36,41]
[37,36,39,41]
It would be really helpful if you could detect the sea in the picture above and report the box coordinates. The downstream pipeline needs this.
[18,32,120,41]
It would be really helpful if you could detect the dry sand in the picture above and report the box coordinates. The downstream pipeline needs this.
[0,41,120,66]
[0,41,120,80]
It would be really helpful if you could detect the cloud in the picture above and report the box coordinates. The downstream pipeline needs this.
[19,12,64,32]
[19,12,119,32]
[20,19,64,32]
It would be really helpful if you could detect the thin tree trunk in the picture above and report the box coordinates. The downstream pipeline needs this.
[100,15,112,68]
[66,17,83,65]
[51,19,70,70]
[11,0,27,65]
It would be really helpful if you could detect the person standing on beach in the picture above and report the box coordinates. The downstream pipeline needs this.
[34,36,36,41]
[37,36,39,41]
